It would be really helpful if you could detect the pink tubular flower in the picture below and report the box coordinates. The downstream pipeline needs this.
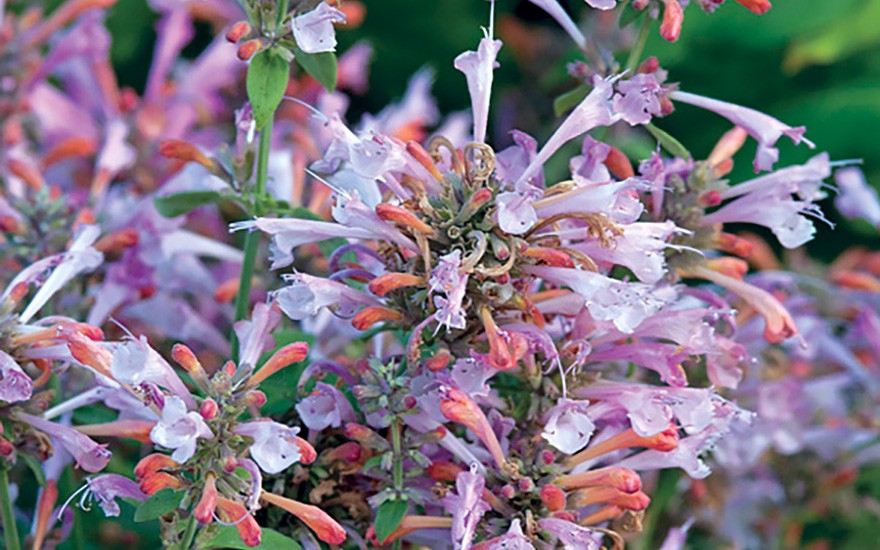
[110,336,195,407]
[0,350,34,403]
[149,395,214,463]
[291,2,346,54]
[542,398,595,455]
[455,34,502,144]
[441,465,491,549]
[295,382,356,431]
[81,474,148,516]
[537,518,602,549]
[515,76,617,190]
[275,272,380,321]
[17,413,111,473]
[527,0,586,50]
[669,90,815,172]
[430,250,470,331]
[233,420,302,474]
[834,166,880,227]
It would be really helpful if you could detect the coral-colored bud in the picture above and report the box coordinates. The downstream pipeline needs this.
[261,492,347,545]
[225,21,252,43]
[237,39,262,61]
[440,387,507,469]
[194,474,218,524]
[735,0,771,15]
[368,273,424,297]
[637,56,660,74]
[214,277,240,303]
[523,247,574,268]
[518,478,534,492]
[63,330,113,378]
[223,360,236,377]
[580,504,626,525]
[77,420,156,443]
[216,498,261,547]
[7,159,45,190]
[556,466,642,493]
[0,437,14,456]
[324,442,362,463]
[540,450,555,466]
[479,306,528,371]
[500,484,516,499]
[426,461,464,482]
[708,127,749,167]
[41,136,98,167]
[540,485,566,512]
[93,228,139,254]
[425,347,451,372]
[139,472,182,495]
[706,257,749,280]
[343,423,389,451]
[199,398,219,420]
[171,344,206,379]
[832,271,880,293]
[250,342,309,386]
[405,141,444,181]
[455,188,493,223]
[716,232,753,258]
[660,0,684,42]
[244,390,267,408]
[604,146,634,180]
[135,453,179,480]
[351,306,404,331]
[158,140,214,170]
[6,282,28,305]
[698,190,722,207]
[565,425,679,469]
[570,486,651,511]
[295,436,318,464]
[375,203,435,235]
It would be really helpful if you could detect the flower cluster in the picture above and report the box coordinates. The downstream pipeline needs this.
[0,0,876,549]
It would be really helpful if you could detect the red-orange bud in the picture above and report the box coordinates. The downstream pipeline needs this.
[225,21,252,43]
[351,306,404,331]
[368,273,424,297]
[540,484,566,512]
[237,39,261,61]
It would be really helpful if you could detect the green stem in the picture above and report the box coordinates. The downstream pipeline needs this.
[177,514,198,550]
[231,118,274,361]
[390,417,403,550]
[0,466,20,550]
[625,13,652,73]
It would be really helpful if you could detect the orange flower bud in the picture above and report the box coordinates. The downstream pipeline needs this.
[735,0,771,15]
[706,257,749,280]
[570,486,650,511]
[425,347,452,372]
[171,344,207,380]
[139,472,182,495]
[135,453,179,480]
[295,436,318,464]
[716,232,753,258]
[216,498,261,547]
[77,420,156,443]
[440,388,507,469]
[375,203,435,235]
[555,466,642,493]
[565,425,679,469]
[225,21,252,43]
[405,141,444,181]
[523,247,575,268]
[603,146,634,180]
[261,492,347,545]
[250,342,309,386]
[426,461,464,482]
[540,484,566,512]
[194,474,218,524]
[323,442,362,463]
[659,0,684,43]
[368,273,424,297]
[237,39,262,61]
[351,306,404,331]
[7,158,45,190]
[214,277,240,303]
[158,140,214,170]
[93,228,139,253]
[199,398,219,420]
[41,136,98,168]
[580,504,626,526]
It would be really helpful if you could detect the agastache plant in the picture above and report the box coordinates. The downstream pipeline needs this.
[0,0,877,549]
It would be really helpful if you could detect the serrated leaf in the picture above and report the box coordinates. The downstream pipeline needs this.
[645,123,691,160]
[154,191,223,218]
[374,498,409,544]
[134,488,184,522]
[553,84,589,117]
[247,48,290,130]
[293,47,338,93]
[204,526,302,550]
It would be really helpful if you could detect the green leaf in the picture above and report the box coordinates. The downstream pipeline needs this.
[203,526,303,549]
[374,498,409,544]
[618,2,645,29]
[154,191,223,218]
[133,489,184,522]
[645,123,691,160]
[784,0,880,73]
[293,47,338,93]
[553,84,589,117]
[20,454,46,487]
[247,48,290,130]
